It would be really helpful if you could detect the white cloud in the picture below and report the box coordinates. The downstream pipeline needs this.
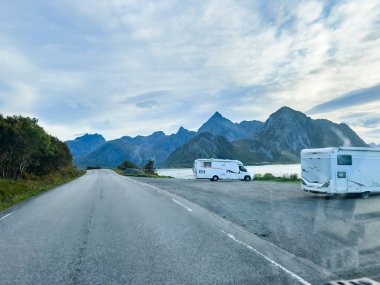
[0,0,379,141]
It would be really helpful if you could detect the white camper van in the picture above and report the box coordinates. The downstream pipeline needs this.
[193,159,253,181]
[301,147,380,198]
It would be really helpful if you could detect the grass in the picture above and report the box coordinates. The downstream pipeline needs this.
[254,173,300,183]
[0,167,85,212]
[113,168,173,179]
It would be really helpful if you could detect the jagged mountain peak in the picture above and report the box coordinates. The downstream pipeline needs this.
[176,126,192,135]
[65,133,106,160]
[197,111,262,141]
[177,126,186,132]
[149,131,166,137]
[269,106,307,120]
[203,111,230,124]
[211,111,223,118]
[74,133,105,142]
[66,106,367,168]
[265,106,309,129]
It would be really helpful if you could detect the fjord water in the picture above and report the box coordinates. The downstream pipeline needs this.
[157,164,301,179]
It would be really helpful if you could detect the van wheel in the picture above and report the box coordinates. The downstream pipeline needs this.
[360,191,370,199]
[244,176,251,181]
[211,175,219,181]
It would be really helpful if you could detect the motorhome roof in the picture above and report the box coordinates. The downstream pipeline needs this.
[338,147,380,152]
[195,158,242,163]
[302,146,380,154]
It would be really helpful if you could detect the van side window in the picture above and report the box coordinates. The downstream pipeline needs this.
[239,166,247,172]
[204,162,212,167]
[337,155,352,165]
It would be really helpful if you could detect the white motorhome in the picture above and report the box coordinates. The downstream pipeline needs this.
[193,159,253,181]
[301,147,380,198]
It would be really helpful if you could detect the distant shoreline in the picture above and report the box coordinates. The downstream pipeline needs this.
[158,162,301,169]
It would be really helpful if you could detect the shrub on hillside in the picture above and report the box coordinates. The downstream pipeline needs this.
[0,115,73,180]
[118,160,140,171]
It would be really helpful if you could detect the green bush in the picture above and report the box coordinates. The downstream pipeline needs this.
[289,173,298,180]
[117,160,140,171]
[263,173,275,179]
[254,172,300,183]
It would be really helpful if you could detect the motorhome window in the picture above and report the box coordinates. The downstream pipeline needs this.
[337,171,346,178]
[337,155,352,165]
[203,162,212,167]
[239,166,247,172]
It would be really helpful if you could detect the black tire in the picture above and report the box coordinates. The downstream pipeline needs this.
[211,175,219,181]
[244,175,251,181]
[360,191,370,199]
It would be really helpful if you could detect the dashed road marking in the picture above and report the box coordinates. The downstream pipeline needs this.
[122,176,191,211]
[172,199,193,212]
[124,177,163,193]
[220,230,312,285]
[0,212,14,222]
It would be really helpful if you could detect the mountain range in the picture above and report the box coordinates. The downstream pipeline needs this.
[66,106,367,169]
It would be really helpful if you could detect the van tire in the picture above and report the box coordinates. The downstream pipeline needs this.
[244,176,251,181]
[211,175,219,181]
[360,191,370,199]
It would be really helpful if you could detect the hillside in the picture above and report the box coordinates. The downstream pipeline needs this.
[164,132,237,168]
[66,134,106,158]
[233,107,367,164]
[197,112,264,140]
[165,107,367,167]
[67,106,368,168]
[67,114,264,168]
[73,127,196,168]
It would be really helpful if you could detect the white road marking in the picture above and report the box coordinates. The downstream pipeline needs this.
[220,230,312,285]
[124,177,163,194]
[123,176,192,211]
[0,212,14,221]
[172,199,193,212]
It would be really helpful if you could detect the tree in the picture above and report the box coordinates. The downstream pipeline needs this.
[0,115,73,179]
[143,159,156,175]
[118,160,140,171]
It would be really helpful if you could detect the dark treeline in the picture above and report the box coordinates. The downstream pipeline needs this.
[0,115,73,180]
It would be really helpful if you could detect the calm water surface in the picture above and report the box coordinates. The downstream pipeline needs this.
[157,164,301,179]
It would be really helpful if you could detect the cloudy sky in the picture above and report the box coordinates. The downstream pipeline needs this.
[0,0,379,142]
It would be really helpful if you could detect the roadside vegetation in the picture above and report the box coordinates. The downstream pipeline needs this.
[254,173,300,183]
[115,159,173,178]
[0,167,84,211]
[0,115,84,211]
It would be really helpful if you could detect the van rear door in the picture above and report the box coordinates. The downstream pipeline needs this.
[301,152,331,184]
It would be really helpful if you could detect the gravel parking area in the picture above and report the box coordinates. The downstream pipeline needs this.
[131,177,380,281]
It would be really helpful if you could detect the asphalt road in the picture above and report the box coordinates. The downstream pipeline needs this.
[133,177,380,282]
[0,170,330,285]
